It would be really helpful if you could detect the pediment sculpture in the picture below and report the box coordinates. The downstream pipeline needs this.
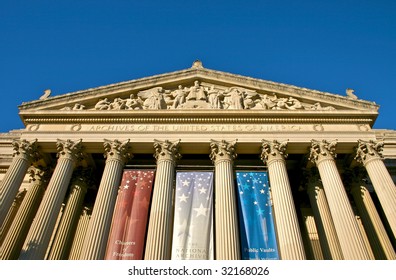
[61,81,336,111]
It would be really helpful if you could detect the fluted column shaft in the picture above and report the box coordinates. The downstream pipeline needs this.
[303,213,324,260]
[145,139,180,260]
[0,189,26,247]
[0,169,49,259]
[80,139,132,260]
[47,169,90,260]
[351,182,396,259]
[210,139,240,260]
[68,208,91,260]
[309,140,370,259]
[355,140,396,240]
[261,140,305,259]
[0,140,41,226]
[19,139,84,260]
[306,177,343,260]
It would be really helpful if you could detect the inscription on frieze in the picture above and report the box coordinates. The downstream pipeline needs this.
[86,124,304,132]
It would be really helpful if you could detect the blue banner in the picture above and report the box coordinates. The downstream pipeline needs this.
[236,171,279,260]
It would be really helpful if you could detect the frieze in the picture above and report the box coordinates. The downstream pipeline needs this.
[24,122,374,135]
[61,81,336,111]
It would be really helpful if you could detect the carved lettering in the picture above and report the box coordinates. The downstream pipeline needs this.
[86,124,306,132]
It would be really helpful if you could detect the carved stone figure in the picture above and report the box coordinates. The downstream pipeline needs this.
[138,87,169,109]
[207,85,223,109]
[272,96,289,110]
[171,85,188,109]
[255,94,276,109]
[125,93,143,110]
[111,98,126,110]
[186,81,206,101]
[223,87,244,109]
[72,103,86,110]
[94,98,112,110]
[285,97,302,110]
[307,102,336,111]
[346,88,358,100]
[39,89,51,100]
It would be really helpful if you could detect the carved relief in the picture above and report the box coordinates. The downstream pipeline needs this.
[309,139,338,163]
[354,139,384,164]
[153,139,181,162]
[209,139,237,163]
[61,81,338,111]
[56,139,85,163]
[260,139,288,162]
[103,139,133,163]
[12,139,42,163]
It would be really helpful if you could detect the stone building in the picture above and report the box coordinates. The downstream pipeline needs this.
[0,61,395,260]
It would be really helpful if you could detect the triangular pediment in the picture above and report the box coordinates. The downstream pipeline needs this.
[18,61,379,126]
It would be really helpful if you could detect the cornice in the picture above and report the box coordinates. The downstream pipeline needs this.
[20,109,377,125]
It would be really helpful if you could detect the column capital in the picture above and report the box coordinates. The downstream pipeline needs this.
[56,139,85,164]
[260,139,288,164]
[28,167,51,187]
[12,139,41,164]
[309,139,337,164]
[209,139,237,163]
[354,140,384,166]
[153,139,181,162]
[70,167,95,191]
[103,139,133,164]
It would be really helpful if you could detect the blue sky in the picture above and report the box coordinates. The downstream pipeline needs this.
[0,0,395,133]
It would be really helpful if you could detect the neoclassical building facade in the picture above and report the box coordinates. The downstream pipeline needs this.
[0,61,395,260]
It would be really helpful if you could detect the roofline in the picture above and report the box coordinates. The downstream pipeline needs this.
[18,65,379,112]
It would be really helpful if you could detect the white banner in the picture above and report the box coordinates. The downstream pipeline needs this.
[171,171,214,260]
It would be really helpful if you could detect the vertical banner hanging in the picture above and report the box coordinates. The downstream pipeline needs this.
[105,169,155,260]
[171,171,214,260]
[236,171,279,260]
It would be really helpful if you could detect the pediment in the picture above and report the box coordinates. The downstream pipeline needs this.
[18,62,379,126]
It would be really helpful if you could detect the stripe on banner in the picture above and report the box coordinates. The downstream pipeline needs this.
[171,171,214,260]
[105,169,155,260]
[236,171,279,260]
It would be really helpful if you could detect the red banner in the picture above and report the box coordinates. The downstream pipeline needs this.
[105,170,155,260]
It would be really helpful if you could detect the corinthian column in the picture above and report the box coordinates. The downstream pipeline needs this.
[47,168,91,260]
[355,140,396,240]
[0,168,50,259]
[210,139,240,260]
[305,170,343,260]
[0,139,41,226]
[145,139,181,260]
[68,207,91,260]
[261,140,305,260]
[19,139,84,260]
[309,139,370,259]
[80,139,132,260]
[0,189,26,247]
[348,167,396,260]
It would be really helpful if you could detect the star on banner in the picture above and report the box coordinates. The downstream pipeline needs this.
[193,203,209,217]
[179,193,189,202]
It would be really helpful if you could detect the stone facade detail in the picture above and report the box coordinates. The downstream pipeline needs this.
[145,139,180,260]
[61,82,337,111]
[210,140,240,260]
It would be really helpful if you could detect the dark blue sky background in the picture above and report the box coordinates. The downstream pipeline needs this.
[1,0,395,133]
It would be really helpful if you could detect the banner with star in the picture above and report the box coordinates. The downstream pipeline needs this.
[171,171,214,260]
[236,171,279,260]
[105,169,155,260]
